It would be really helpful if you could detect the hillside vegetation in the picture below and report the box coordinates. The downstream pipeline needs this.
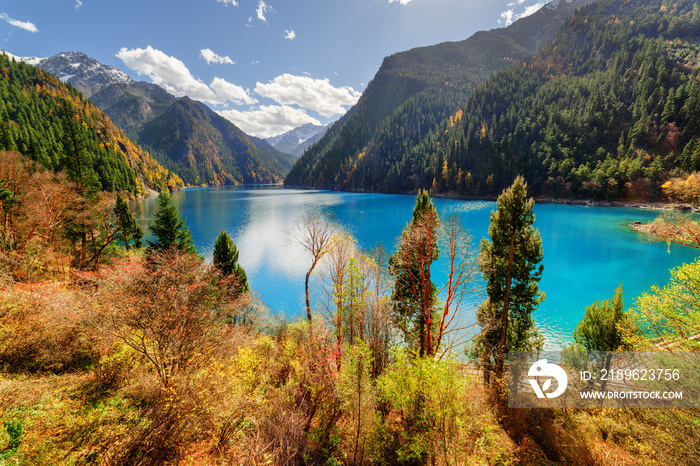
[285,0,593,189]
[0,54,182,194]
[288,0,700,202]
[0,177,698,465]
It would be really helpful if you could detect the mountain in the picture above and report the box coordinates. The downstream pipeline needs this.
[136,97,293,185]
[91,82,293,186]
[5,50,292,187]
[84,65,292,186]
[0,53,182,194]
[89,81,176,133]
[296,0,700,200]
[285,0,595,189]
[265,123,328,157]
[2,50,133,98]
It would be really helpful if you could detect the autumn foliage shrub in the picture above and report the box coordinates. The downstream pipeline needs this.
[252,320,344,464]
[0,282,97,372]
[90,251,245,387]
[375,350,481,465]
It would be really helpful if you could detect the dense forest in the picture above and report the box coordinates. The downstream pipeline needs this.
[288,0,700,201]
[284,0,592,190]
[0,54,183,194]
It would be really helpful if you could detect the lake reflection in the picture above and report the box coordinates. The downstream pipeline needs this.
[135,186,699,349]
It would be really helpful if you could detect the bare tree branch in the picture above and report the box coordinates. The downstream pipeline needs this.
[291,214,336,322]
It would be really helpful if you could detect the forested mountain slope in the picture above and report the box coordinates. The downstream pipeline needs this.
[6,49,295,187]
[398,0,700,199]
[90,78,295,187]
[136,97,293,186]
[0,53,182,194]
[290,0,700,200]
[285,0,594,189]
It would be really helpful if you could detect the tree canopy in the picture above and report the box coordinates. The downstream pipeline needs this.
[573,284,631,352]
[213,230,249,294]
[147,191,198,256]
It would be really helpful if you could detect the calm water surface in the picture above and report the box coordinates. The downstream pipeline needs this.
[135,186,699,349]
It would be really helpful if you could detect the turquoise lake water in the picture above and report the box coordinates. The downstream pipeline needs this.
[135,185,699,349]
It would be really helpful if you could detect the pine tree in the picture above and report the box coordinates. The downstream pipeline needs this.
[573,284,629,352]
[60,101,100,192]
[389,189,440,356]
[213,230,249,293]
[147,191,198,256]
[475,176,544,384]
[114,194,143,251]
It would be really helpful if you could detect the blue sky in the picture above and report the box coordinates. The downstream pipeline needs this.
[1,0,548,138]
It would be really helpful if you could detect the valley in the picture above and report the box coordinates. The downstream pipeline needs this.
[0,0,699,464]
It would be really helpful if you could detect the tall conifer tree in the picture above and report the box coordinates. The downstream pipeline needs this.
[475,176,544,383]
[389,190,440,356]
[60,101,100,192]
[213,230,249,294]
[147,191,198,256]
[114,194,143,251]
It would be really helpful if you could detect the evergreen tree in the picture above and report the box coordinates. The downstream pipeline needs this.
[147,191,198,256]
[213,230,249,294]
[574,284,630,352]
[60,101,100,192]
[475,176,544,383]
[389,190,440,356]
[0,178,11,203]
[114,194,143,251]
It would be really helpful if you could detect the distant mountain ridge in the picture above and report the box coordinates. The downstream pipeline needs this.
[137,96,293,185]
[87,68,295,186]
[89,81,175,132]
[4,49,293,187]
[2,50,133,98]
[265,123,328,157]
[285,0,595,189]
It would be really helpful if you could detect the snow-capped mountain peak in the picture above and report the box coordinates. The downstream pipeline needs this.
[1,50,133,98]
[265,123,329,157]
[0,50,45,66]
[546,0,573,10]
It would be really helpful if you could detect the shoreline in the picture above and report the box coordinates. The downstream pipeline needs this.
[533,198,700,212]
[249,183,700,213]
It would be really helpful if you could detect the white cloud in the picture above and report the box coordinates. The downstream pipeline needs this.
[500,10,514,25]
[200,48,235,65]
[388,0,412,4]
[521,2,545,18]
[210,77,258,105]
[117,46,215,101]
[256,1,270,22]
[75,0,83,11]
[499,1,544,25]
[217,0,238,6]
[255,74,360,117]
[219,105,321,139]
[284,29,296,40]
[0,13,38,33]
[117,46,255,106]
